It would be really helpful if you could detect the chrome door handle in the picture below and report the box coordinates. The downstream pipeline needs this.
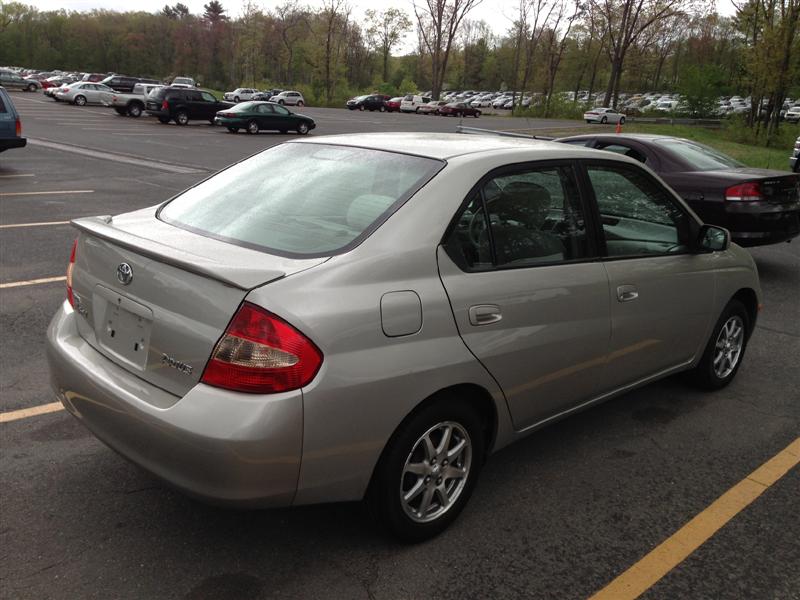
[469,304,502,326]
[617,285,639,302]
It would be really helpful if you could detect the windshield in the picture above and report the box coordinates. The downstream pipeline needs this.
[173,78,192,84]
[655,139,744,171]
[158,143,443,257]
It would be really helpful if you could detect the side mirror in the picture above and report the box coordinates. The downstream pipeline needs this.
[698,224,730,252]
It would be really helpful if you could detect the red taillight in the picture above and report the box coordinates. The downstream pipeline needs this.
[15,118,21,137]
[201,302,323,394]
[66,239,77,307]
[725,182,763,201]
[62,87,69,93]
[161,100,169,110]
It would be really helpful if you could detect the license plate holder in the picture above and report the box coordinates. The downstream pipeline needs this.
[93,286,153,370]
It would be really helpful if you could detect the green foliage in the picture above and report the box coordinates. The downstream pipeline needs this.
[676,65,727,118]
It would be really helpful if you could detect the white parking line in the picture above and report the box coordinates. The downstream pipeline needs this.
[0,190,93,197]
[0,174,35,178]
[0,276,66,289]
[0,221,70,229]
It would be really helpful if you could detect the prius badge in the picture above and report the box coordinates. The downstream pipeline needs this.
[116,262,133,285]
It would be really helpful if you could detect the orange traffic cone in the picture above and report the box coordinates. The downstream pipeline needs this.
[615,120,622,134]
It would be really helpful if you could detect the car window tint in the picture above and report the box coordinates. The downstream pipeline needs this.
[257,104,273,114]
[587,165,690,257]
[596,143,647,163]
[0,95,6,113]
[654,139,743,170]
[159,144,443,257]
[200,92,216,102]
[446,165,589,269]
[273,105,290,115]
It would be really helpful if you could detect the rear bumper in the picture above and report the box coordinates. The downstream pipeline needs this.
[46,302,303,507]
[0,137,26,152]
[724,203,800,246]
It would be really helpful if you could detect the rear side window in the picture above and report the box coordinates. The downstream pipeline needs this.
[655,139,742,171]
[445,165,590,270]
[158,143,443,257]
[0,95,7,113]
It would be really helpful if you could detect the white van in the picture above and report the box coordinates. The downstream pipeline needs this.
[400,94,431,113]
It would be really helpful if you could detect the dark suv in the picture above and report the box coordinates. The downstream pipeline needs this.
[346,94,391,111]
[146,87,234,125]
[0,86,26,153]
[100,75,161,93]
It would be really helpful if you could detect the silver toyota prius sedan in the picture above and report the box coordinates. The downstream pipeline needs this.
[47,133,761,541]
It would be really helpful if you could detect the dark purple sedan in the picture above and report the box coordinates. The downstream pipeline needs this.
[557,133,800,246]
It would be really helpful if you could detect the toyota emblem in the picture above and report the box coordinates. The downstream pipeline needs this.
[116,263,133,285]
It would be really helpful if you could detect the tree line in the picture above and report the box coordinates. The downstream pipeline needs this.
[0,0,797,132]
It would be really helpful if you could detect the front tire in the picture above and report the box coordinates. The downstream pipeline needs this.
[278,99,285,105]
[475,111,481,118]
[234,96,240,103]
[27,83,37,92]
[246,120,259,134]
[296,122,309,135]
[690,299,750,390]
[367,395,485,542]
[619,116,626,124]
[601,116,608,124]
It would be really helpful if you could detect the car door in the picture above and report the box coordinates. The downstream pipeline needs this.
[271,104,294,130]
[582,160,716,388]
[255,103,276,129]
[83,84,100,103]
[199,91,219,118]
[438,162,612,431]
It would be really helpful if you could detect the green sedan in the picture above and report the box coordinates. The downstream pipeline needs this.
[214,101,316,135]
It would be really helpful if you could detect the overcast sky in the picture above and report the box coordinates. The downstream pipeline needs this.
[25,0,739,49]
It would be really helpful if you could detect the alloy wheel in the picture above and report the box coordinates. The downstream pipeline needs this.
[713,316,744,379]
[400,421,472,524]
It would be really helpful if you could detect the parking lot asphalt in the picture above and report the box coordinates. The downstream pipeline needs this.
[1,90,798,600]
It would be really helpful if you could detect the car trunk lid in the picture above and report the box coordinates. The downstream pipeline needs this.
[69,211,328,397]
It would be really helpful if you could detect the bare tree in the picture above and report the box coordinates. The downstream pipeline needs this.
[275,2,309,84]
[365,8,412,83]
[542,0,582,112]
[591,0,691,108]
[413,0,485,99]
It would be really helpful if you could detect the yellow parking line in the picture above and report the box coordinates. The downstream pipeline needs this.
[589,437,800,600]
[0,402,64,423]
[0,221,70,229]
[0,276,66,289]
[0,190,93,197]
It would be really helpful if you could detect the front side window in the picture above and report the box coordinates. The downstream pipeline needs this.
[159,143,443,257]
[587,164,691,257]
[445,165,590,270]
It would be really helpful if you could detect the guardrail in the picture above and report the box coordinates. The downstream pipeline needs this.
[629,117,723,127]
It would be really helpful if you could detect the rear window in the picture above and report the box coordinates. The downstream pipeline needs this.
[158,143,443,257]
[231,101,256,112]
[655,139,743,171]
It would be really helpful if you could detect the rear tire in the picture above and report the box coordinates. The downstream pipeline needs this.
[175,111,189,126]
[359,105,364,111]
[379,105,386,112]
[367,395,485,542]
[619,116,626,124]
[296,101,304,107]
[475,111,481,118]
[246,120,259,134]
[27,83,37,92]
[127,103,142,118]
[690,299,750,390]
[74,95,86,106]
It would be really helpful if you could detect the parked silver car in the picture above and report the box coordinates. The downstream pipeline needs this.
[223,88,259,102]
[55,81,114,106]
[47,133,760,541]
[269,90,305,106]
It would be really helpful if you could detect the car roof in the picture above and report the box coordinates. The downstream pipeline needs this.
[291,132,628,161]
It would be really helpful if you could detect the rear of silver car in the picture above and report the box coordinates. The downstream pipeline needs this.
[47,212,330,504]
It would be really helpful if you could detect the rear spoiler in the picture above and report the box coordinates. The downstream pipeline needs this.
[456,125,555,141]
[71,215,285,290]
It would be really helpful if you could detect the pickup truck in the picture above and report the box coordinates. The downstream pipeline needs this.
[101,83,163,117]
